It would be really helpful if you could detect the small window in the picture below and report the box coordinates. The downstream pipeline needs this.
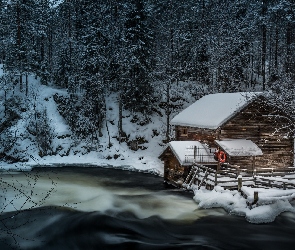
[182,128,188,136]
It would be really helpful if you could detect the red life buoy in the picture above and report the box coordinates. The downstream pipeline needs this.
[218,151,226,163]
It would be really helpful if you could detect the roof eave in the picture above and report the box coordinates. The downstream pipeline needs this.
[170,121,219,130]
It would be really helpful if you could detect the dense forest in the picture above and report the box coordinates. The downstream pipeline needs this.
[0,0,295,150]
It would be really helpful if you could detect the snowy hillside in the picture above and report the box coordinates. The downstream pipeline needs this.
[0,68,202,174]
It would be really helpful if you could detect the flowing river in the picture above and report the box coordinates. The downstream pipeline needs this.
[0,166,295,249]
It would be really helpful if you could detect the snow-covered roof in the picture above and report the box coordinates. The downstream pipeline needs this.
[171,92,262,129]
[162,141,215,165]
[215,139,263,157]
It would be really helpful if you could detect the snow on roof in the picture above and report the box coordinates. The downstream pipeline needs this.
[171,92,262,129]
[165,141,215,165]
[215,139,263,157]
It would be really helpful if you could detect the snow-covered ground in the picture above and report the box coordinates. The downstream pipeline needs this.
[0,66,205,175]
[0,86,166,175]
[194,186,295,223]
[30,90,165,175]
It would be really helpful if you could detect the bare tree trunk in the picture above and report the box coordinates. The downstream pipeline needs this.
[4,89,6,116]
[261,0,267,91]
[17,2,22,92]
[165,7,174,142]
[262,26,266,90]
[25,73,28,96]
[48,26,53,80]
[274,22,278,75]
[68,4,72,69]
[41,34,44,62]
[268,28,272,76]
[118,92,123,142]
[104,93,111,148]
[165,80,171,142]
[286,22,293,75]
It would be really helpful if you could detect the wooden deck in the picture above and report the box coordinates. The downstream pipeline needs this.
[182,164,295,191]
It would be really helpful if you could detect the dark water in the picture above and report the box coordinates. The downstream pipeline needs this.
[1,166,295,250]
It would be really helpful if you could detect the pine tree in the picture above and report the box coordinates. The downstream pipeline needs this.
[33,0,52,85]
[52,0,79,88]
[3,0,37,95]
[0,0,7,63]
[122,0,155,114]
[63,0,109,140]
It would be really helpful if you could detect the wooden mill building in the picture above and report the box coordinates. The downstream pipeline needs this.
[159,92,294,186]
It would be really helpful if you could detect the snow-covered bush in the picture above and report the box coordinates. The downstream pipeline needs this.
[26,108,54,157]
[53,93,104,142]
[0,129,17,156]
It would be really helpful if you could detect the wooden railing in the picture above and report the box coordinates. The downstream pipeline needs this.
[182,164,295,190]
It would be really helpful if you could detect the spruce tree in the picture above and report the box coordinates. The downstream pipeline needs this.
[122,0,155,115]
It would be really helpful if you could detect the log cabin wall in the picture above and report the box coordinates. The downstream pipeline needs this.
[226,156,257,170]
[174,126,217,147]
[160,149,172,180]
[161,148,187,183]
[220,98,294,169]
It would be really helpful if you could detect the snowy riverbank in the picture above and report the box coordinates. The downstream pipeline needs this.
[194,185,295,223]
[0,68,168,174]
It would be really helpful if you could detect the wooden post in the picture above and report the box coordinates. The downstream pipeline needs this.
[254,191,259,204]
[253,156,256,171]
[252,156,255,173]
[238,175,242,192]
[197,166,200,186]
[215,162,220,186]
[194,146,197,162]
[283,182,286,190]
[215,171,217,186]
